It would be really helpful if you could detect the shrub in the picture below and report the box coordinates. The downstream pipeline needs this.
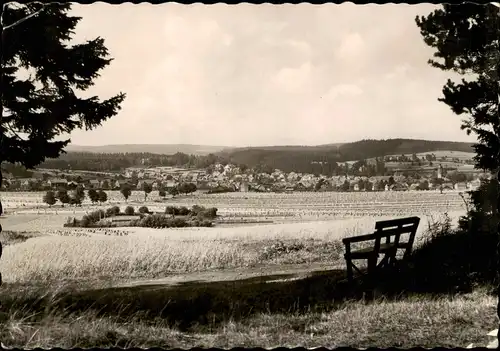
[139,214,169,228]
[171,217,188,227]
[129,219,141,227]
[87,209,106,223]
[138,206,149,214]
[199,220,213,227]
[193,207,218,220]
[205,207,217,219]
[124,206,135,215]
[381,214,499,296]
[178,206,190,216]
[80,216,91,228]
[95,219,116,228]
[165,206,176,215]
[63,217,79,228]
[106,206,121,217]
[190,205,204,216]
[105,207,115,217]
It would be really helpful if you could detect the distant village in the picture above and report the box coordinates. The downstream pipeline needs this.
[0,161,489,193]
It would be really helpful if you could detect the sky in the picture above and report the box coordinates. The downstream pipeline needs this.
[62,3,477,147]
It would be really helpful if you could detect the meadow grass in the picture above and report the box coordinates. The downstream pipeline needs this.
[0,196,487,349]
[0,213,457,284]
[0,286,495,348]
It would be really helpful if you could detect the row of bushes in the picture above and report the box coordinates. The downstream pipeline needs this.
[64,208,120,228]
[130,214,213,228]
[64,205,216,228]
[88,204,216,218]
[165,205,217,219]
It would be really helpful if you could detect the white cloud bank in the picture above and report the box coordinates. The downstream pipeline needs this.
[62,3,475,147]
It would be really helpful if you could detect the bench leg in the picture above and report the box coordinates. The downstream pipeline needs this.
[345,257,354,283]
[365,255,378,302]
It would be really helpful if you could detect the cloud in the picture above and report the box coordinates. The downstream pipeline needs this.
[335,32,365,61]
[324,84,363,99]
[384,63,413,80]
[63,3,476,147]
[271,62,313,93]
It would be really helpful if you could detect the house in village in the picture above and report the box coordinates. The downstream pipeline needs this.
[17,178,36,191]
[67,181,79,190]
[48,178,68,189]
[98,179,113,189]
[87,179,100,189]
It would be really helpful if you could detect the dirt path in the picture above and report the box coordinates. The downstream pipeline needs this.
[115,262,345,289]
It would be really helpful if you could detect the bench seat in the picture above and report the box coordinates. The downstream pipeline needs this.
[349,242,397,258]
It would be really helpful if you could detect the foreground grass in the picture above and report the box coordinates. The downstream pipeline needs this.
[0,288,495,348]
[0,230,43,246]
[1,232,352,283]
[0,214,443,284]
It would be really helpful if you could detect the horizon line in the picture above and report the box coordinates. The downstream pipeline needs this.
[67,137,476,149]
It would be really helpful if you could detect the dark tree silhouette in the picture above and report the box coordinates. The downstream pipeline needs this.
[120,184,132,202]
[0,3,125,284]
[88,189,99,204]
[142,182,152,201]
[416,3,500,345]
[97,189,108,204]
[56,189,70,207]
[43,190,56,207]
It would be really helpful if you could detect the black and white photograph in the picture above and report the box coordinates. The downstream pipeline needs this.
[0,1,499,348]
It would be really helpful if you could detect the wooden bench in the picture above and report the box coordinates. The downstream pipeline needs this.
[342,216,420,286]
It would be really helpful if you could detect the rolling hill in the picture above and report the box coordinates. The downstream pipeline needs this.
[65,144,229,156]
[216,139,475,170]
[56,139,476,175]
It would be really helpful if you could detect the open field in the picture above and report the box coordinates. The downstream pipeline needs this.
[1,189,494,348]
[0,190,467,284]
[1,189,466,218]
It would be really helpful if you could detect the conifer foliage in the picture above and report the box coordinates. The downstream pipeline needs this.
[0,3,126,283]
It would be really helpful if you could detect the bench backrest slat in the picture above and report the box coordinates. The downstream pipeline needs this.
[374,216,420,258]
